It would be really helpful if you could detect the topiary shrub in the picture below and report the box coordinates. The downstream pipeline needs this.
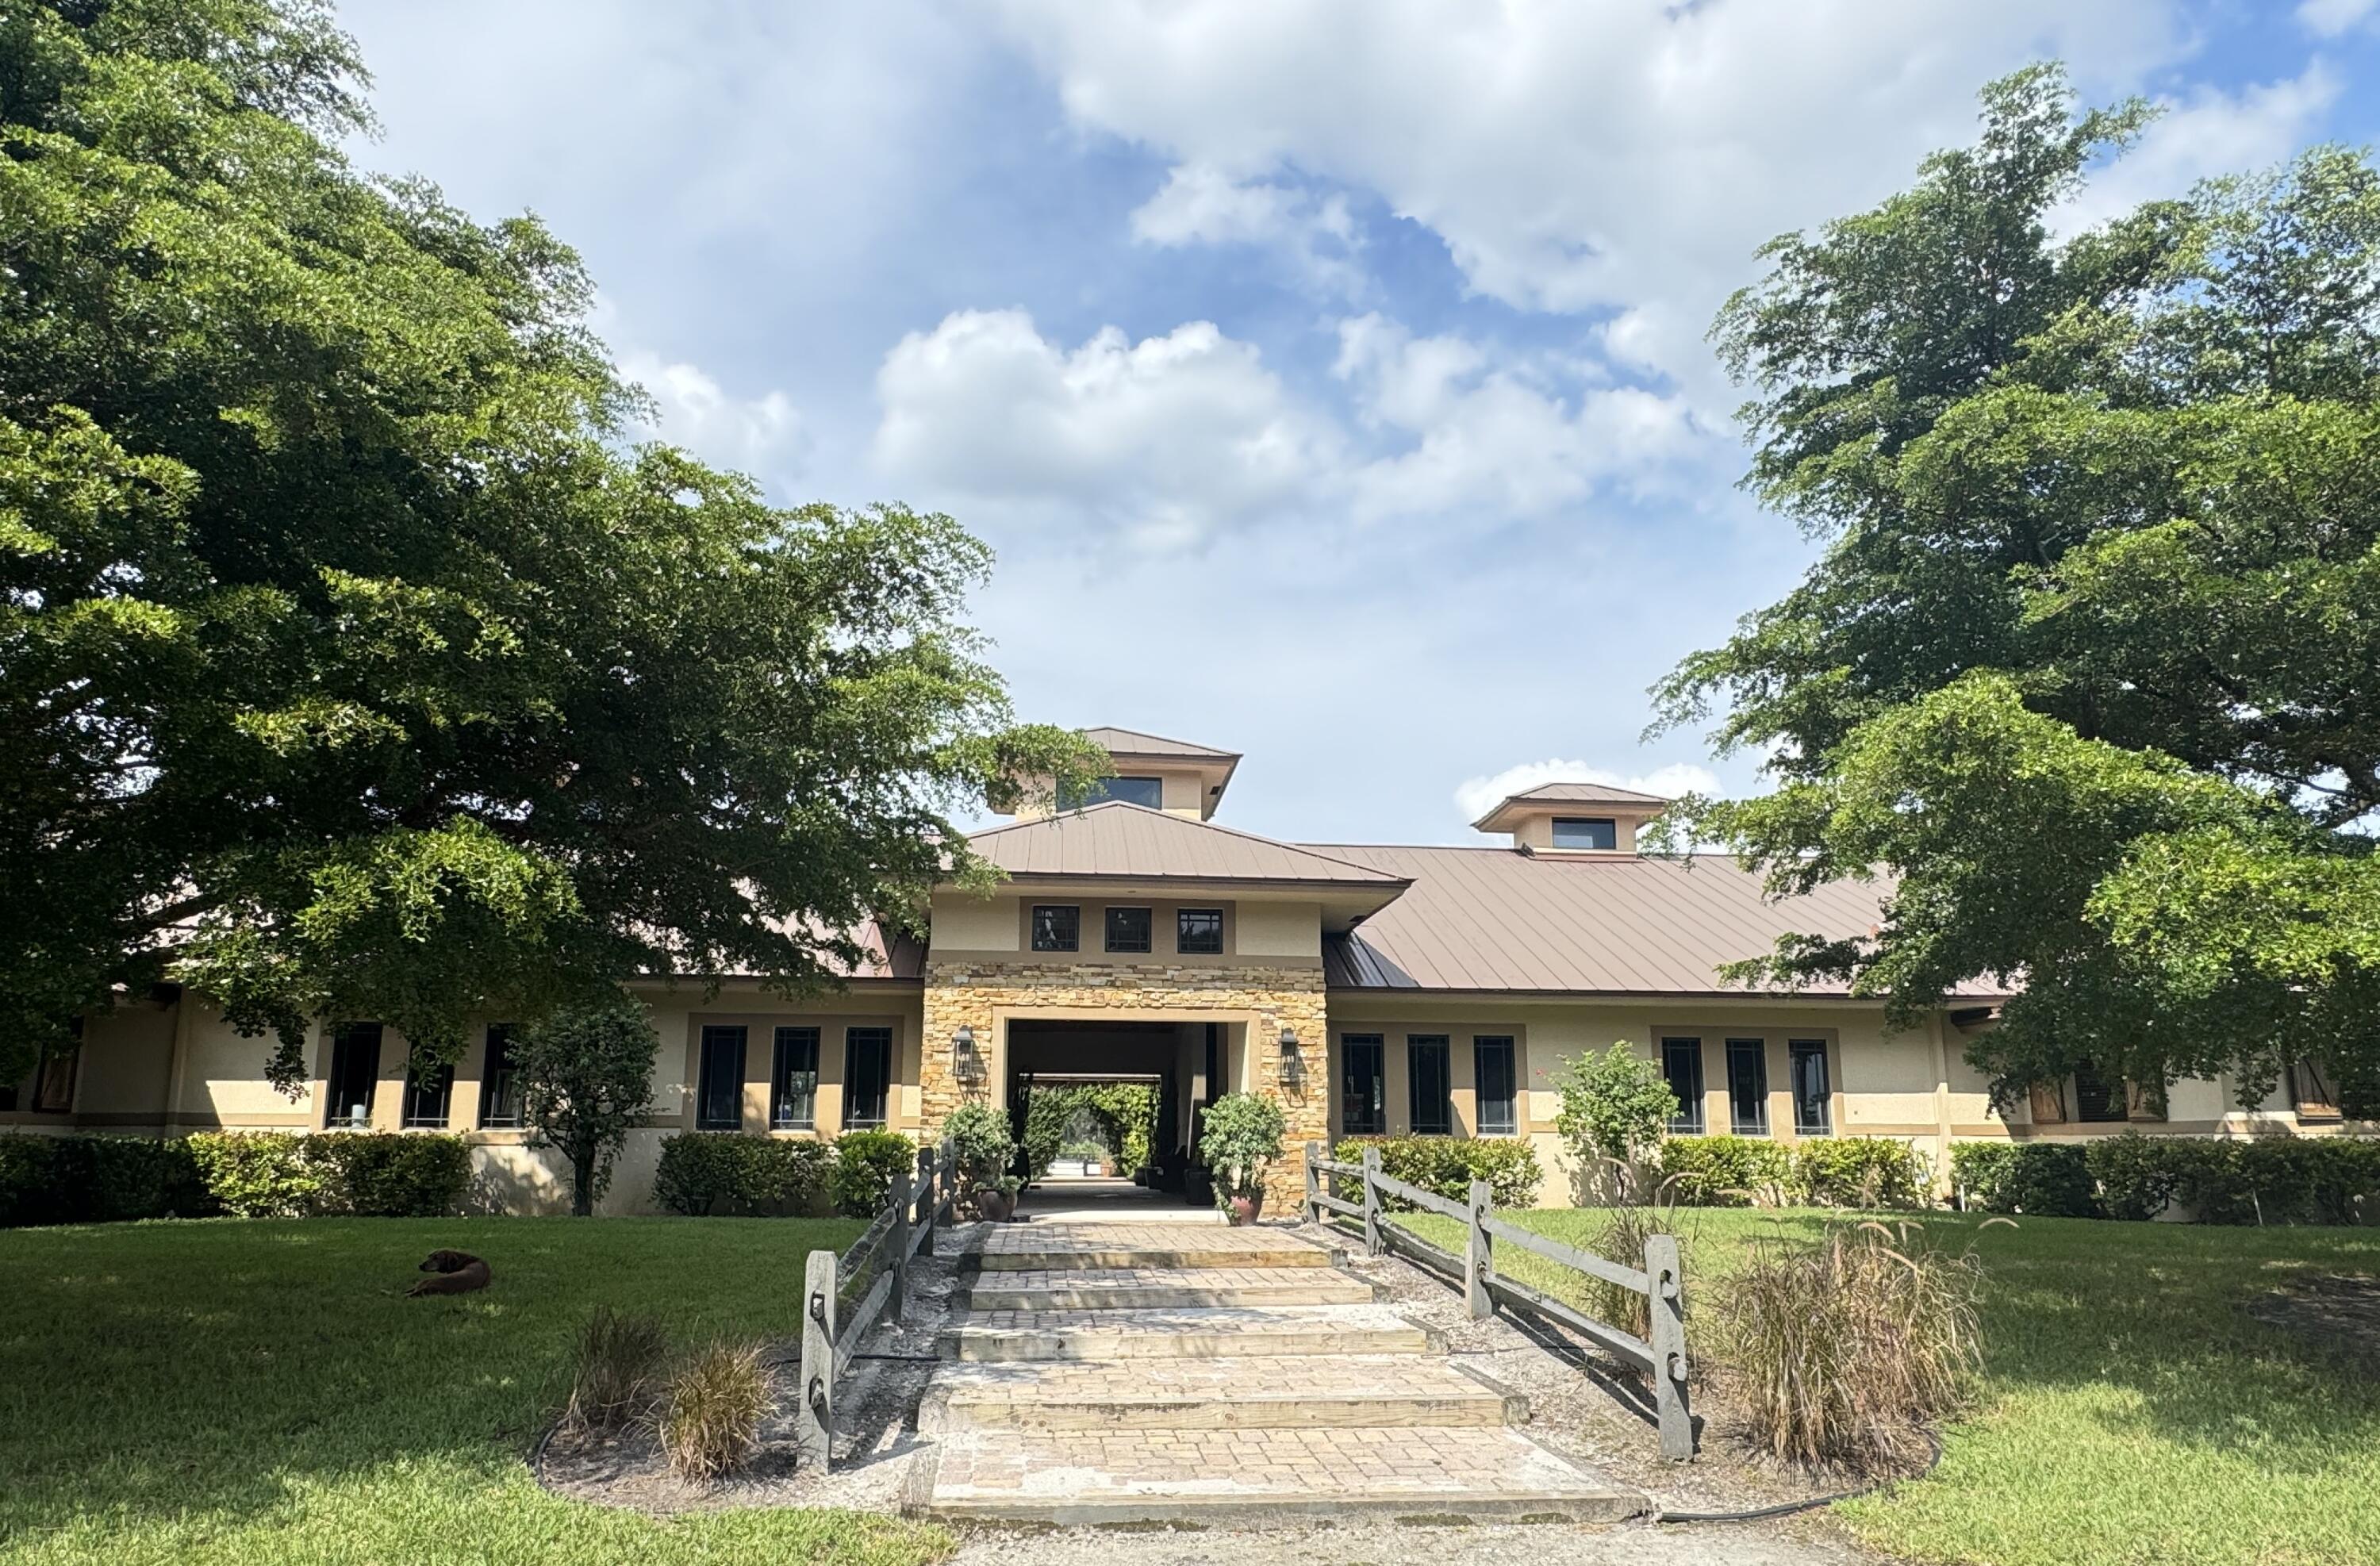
[307,1134,470,1216]
[831,1130,916,1218]
[186,1132,327,1217]
[1658,1135,1793,1205]
[1795,1138,1931,1209]
[653,1134,831,1217]
[1332,1135,1544,1209]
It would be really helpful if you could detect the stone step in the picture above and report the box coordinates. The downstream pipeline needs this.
[973,1222,1336,1272]
[954,1267,1375,1312]
[909,1426,1647,1526]
[918,1354,1522,1433]
[939,1303,1435,1362]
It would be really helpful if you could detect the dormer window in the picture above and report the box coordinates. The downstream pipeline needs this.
[1550,816,1617,850]
[1063,774,1165,809]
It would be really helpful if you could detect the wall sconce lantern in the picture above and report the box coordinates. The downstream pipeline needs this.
[952,1024,985,1088]
[1278,1025,1305,1090]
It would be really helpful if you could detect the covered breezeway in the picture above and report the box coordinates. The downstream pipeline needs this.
[1004,1018,1245,1207]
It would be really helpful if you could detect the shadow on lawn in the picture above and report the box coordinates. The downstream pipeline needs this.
[0,1216,843,1537]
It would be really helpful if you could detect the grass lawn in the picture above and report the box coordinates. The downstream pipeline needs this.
[1399,1206,2380,1566]
[0,1217,955,1566]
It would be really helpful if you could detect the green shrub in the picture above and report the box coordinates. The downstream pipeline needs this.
[186,1132,327,1218]
[659,1340,768,1481]
[652,1134,831,1217]
[941,1101,1017,1192]
[2082,1132,2182,1221]
[0,1137,82,1227]
[0,1136,221,1228]
[830,1130,915,1218]
[1333,1135,1544,1209]
[307,1134,470,1216]
[1950,1142,2095,1218]
[1795,1137,1931,1208]
[1200,1092,1287,1208]
[1658,1135,1793,1205]
[1551,1042,1677,1171]
[2088,1134,2380,1226]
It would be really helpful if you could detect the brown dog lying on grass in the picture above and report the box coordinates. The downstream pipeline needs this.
[407,1249,491,1297]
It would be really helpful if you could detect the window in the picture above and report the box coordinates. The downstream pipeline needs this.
[478,1024,524,1128]
[844,1027,892,1129]
[696,1024,747,1130]
[1031,904,1080,952]
[1408,1035,1452,1136]
[1662,1037,1706,1134]
[401,1048,455,1129]
[1789,1039,1830,1136]
[2071,1061,2126,1123]
[1474,1036,1518,1135]
[1177,907,1225,954]
[31,1050,77,1115]
[1063,774,1165,810]
[1104,906,1153,954]
[1550,816,1617,850]
[1341,1034,1385,1135]
[772,1027,820,1129]
[325,1023,383,1128]
[1726,1038,1768,1136]
[2292,1058,2342,1121]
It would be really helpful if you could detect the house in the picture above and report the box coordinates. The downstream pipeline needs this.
[6,727,2359,1212]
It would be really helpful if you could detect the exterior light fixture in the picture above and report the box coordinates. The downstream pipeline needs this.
[1278,1025,1305,1089]
[952,1024,985,1088]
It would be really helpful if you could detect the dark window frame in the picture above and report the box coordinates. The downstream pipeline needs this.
[478,1024,524,1128]
[1726,1037,1768,1137]
[1473,1035,1518,1135]
[324,1023,384,1130]
[1662,1037,1706,1134]
[1062,774,1165,810]
[1104,905,1154,954]
[1550,816,1618,850]
[1031,904,1081,952]
[843,1026,893,1130]
[695,1024,748,1130]
[1341,1034,1386,1136]
[772,1026,821,1130]
[2292,1058,2342,1121]
[401,1047,456,1130]
[1176,907,1225,954]
[1788,1038,1831,1136]
[30,1050,77,1115]
[2071,1060,2126,1123]
[1407,1034,1453,1137]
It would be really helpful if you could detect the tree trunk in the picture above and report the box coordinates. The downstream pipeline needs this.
[571,1144,597,1216]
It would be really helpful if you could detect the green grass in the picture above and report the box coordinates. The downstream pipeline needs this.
[1397,1206,2380,1566]
[0,1218,954,1566]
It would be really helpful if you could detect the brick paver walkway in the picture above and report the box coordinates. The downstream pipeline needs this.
[912,1219,1641,1524]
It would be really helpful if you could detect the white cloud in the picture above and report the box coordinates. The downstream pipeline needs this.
[619,351,807,495]
[2297,0,2378,37]
[995,0,2206,409]
[2058,65,2340,235]
[869,309,1340,550]
[1453,759,1721,825]
[1130,163,1363,296]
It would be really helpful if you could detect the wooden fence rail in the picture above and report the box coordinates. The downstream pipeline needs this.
[795,1136,954,1471]
[1304,1140,1692,1460]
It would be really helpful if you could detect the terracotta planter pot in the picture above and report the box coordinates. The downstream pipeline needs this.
[974,1188,1013,1222]
[1227,1189,1265,1226]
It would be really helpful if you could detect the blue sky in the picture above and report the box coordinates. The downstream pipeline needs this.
[336,0,2380,844]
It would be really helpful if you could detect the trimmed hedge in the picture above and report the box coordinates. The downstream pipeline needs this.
[1793,1136,1933,1208]
[1333,1136,1544,1209]
[652,1134,832,1216]
[831,1130,916,1218]
[1951,1142,2095,1218]
[2088,1132,2380,1226]
[1656,1135,1794,1205]
[1,1131,469,1226]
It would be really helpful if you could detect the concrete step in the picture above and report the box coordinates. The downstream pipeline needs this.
[939,1303,1435,1362]
[973,1222,1336,1272]
[919,1354,1522,1433]
[954,1267,1375,1312]
[909,1426,1646,1525]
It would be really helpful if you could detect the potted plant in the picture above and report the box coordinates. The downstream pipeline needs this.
[943,1102,1022,1222]
[1198,1092,1287,1225]
[974,1174,1024,1222]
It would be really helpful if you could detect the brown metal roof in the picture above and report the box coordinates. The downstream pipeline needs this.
[1081,726,1242,761]
[969,802,1407,888]
[1313,844,2006,998]
[1471,781,1672,831]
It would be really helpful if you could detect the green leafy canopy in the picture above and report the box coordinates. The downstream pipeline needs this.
[1660,63,2380,1112]
[0,1,1101,1088]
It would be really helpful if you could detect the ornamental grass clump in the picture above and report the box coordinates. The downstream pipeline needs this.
[560,1307,670,1437]
[1716,1220,1991,1476]
[659,1340,770,1482]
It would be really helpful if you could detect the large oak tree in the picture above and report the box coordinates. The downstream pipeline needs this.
[1,0,1094,1089]
[1660,66,2380,1115]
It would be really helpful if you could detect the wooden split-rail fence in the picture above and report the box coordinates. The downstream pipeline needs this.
[1303,1140,1694,1460]
[794,1137,957,1471]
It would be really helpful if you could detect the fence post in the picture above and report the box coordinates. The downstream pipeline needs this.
[916,1145,937,1255]
[890,1165,915,1325]
[1464,1177,1493,1320]
[1361,1146,1383,1256]
[797,1248,837,1471]
[1646,1232,1693,1460]
[1303,1140,1322,1225]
